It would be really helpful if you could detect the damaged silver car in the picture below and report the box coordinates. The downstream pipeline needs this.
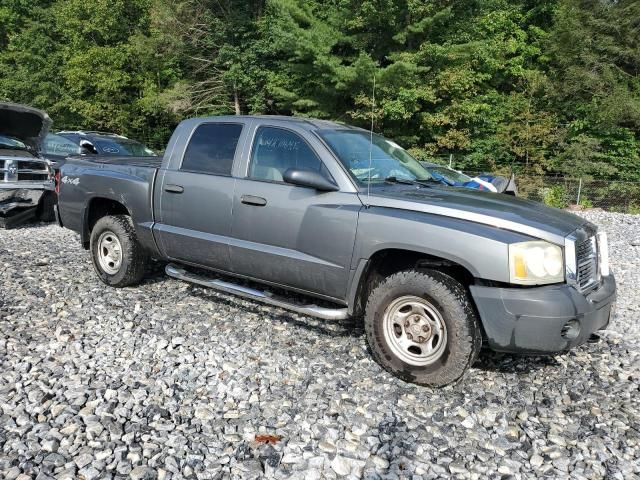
[0,102,56,228]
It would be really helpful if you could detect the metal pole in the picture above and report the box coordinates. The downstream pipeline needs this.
[448,153,453,168]
[576,178,582,206]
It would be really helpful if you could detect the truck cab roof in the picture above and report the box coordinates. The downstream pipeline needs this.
[177,115,364,132]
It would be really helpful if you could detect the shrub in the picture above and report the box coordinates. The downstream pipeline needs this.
[542,185,569,209]
[628,204,640,215]
[579,196,593,209]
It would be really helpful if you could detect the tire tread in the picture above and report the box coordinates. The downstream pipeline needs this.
[364,269,481,387]
[90,214,148,287]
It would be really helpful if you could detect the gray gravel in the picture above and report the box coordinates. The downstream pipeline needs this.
[0,210,638,479]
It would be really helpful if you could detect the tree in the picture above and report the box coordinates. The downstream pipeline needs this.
[546,0,640,180]
[496,73,560,174]
[0,0,636,180]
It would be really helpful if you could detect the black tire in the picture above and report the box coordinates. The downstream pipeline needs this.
[365,269,481,387]
[36,192,56,222]
[90,214,149,287]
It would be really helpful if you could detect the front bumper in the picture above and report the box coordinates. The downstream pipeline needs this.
[470,274,616,353]
[0,187,49,215]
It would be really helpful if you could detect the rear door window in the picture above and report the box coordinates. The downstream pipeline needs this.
[181,123,243,176]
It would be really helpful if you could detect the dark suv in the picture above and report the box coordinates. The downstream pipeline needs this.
[56,131,157,157]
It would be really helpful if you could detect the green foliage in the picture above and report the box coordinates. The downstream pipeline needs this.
[0,0,179,147]
[0,0,637,174]
[545,0,640,181]
[542,185,569,209]
[578,196,593,209]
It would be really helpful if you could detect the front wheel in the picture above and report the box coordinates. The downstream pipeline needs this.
[36,192,56,222]
[90,215,149,287]
[365,269,481,387]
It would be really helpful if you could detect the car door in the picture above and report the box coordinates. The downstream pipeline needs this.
[229,124,362,301]
[155,122,245,271]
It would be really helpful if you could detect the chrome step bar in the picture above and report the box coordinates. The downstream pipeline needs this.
[165,264,349,321]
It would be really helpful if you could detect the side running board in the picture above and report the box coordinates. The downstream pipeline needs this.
[165,264,349,321]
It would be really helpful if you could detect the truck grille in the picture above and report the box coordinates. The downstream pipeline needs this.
[1,157,51,183]
[576,236,598,291]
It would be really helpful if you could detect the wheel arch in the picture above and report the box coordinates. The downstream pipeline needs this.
[348,247,478,318]
[81,196,131,249]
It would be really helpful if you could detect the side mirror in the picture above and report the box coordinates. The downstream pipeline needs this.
[283,168,339,192]
[79,139,97,154]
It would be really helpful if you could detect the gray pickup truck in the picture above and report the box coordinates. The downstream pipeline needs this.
[56,115,616,386]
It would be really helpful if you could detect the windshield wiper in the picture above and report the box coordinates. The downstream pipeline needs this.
[384,176,437,188]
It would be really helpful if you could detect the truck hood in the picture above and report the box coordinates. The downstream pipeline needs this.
[0,102,51,152]
[363,185,589,244]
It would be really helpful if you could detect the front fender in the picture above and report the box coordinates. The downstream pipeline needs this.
[351,207,536,283]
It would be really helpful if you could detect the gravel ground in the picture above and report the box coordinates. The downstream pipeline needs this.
[0,210,638,480]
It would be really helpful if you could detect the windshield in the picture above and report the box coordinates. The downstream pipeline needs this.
[424,166,471,184]
[93,138,156,157]
[0,134,28,150]
[317,130,433,185]
[43,133,82,156]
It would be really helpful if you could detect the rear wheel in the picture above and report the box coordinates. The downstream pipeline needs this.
[365,269,481,387]
[90,215,149,287]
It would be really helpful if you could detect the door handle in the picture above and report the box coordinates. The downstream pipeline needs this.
[165,184,184,194]
[241,195,267,206]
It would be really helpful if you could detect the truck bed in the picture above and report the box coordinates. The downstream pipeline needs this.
[58,154,162,254]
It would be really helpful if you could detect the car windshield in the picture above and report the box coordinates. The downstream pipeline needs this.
[425,166,471,183]
[93,138,156,157]
[43,133,82,156]
[317,129,433,185]
[0,134,27,150]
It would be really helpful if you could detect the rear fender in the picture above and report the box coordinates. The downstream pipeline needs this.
[80,194,132,247]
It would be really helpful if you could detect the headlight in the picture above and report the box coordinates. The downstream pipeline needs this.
[509,241,564,285]
[597,231,609,277]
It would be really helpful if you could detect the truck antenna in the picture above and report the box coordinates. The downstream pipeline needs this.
[366,75,376,207]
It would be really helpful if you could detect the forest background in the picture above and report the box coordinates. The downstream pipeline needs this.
[1,0,639,207]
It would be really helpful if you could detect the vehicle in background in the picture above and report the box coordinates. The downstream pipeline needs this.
[42,133,83,171]
[420,161,518,195]
[56,115,615,387]
[57,131,157,157]
[0,102,55,227]
[476,172,518,195]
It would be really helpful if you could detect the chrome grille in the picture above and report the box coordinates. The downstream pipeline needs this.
[576,236,598,291]
[1,156,51,183]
